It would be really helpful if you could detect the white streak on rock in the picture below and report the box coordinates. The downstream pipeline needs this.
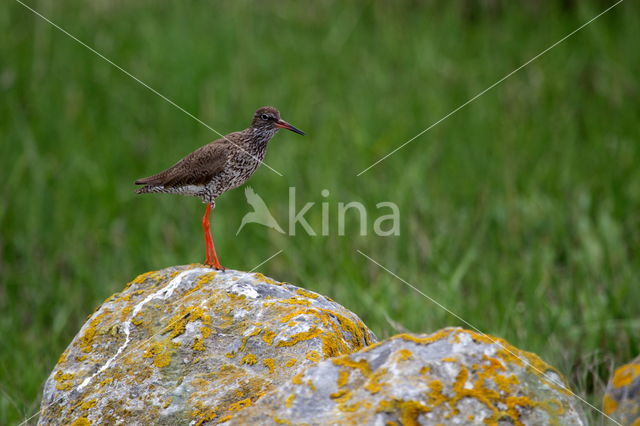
[77,268,207,390]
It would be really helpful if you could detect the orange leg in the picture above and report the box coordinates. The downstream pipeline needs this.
[202,203,224,270]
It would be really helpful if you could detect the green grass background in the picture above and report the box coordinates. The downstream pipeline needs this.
[1,0,639,423]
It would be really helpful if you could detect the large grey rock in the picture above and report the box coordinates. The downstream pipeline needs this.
[603,354,640,424]
[39,265,376,425]
[230,328,587,425]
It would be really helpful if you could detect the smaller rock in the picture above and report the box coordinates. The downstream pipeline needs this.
[604,354,640,424]
[230,328,586,425]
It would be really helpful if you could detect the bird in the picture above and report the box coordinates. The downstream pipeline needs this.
[135,106,304,270]
[236,186,285,235]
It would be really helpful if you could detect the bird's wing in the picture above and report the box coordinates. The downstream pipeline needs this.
[135,137,232,187]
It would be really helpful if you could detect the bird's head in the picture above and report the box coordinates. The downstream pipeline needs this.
[251,106,305,136]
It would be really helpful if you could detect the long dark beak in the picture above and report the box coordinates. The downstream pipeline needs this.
[276,119,305,136]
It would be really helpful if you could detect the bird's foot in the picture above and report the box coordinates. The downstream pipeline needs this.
[204,259,226,271]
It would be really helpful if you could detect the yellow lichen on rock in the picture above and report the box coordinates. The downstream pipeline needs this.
[396,349,412,361]
[285,393,296,408]
[229,398,253,411]
[337,369,350,388]
[603,354,640,424]
[142,339,174,368]
[364,368,387,394]
[54,370,74,391]
[229,328,585,425]
[253,273,279,286]
[285,359,297,368]
[276,327,323,347]
[241,354,257,366]
[80,399,97,410]
[376,398,430,426]
[603,393,618,415]
[296,288,319,299]
[612,363,640,388]
[263,358,275,373]
[192,326,212,351]
[79,310,110,353]
[262,329,277,345]
[305,350,321,362]
[39,265,377,425]
[165,305,212,339]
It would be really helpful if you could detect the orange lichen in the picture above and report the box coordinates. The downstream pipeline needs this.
[340,400,371,413]
[426,379,447,408]
[70,418,91,426]
[119,305,132,321]
[612,363,640,388]
[241,354,257,366]
[193,326,212,351]
[253,273,279,285]
[494,372,519,393]
[279,309,308,323]
[238,337,248,352]
[603,394,618,415]
[296,288,319,299]
[79,310,110,353]
[54,370,74,391]
[262,329,277,345]
[80,399,97,410]
[306,350,321,362]
[194,408,217,426]
[285,359,297,368]
[195,271,217,285]
[397,349,413,361]
[395,328,573,420]
[245,327,262,338]
[364,368,387,394]
[263,358,275,373]
[143,340,174,368]
[330,389,350,399]
[131,314,144,326]
[229,398,253,411]
[273,416,292,425]
[276,327,323,347]
[332,356,371,376]
[274,297,312,307]
[285,393,296,408]
[165,306,211,338]
[337,369,350,387]
[329,387,374,413]
[377,399,430,426]
[292,371,305,385]
[99,377,114,387]
[395,330,452,346]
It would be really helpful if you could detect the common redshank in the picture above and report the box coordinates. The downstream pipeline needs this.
[135,106,304,270]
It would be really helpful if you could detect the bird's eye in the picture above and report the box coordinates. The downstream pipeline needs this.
[261,114,269,120]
